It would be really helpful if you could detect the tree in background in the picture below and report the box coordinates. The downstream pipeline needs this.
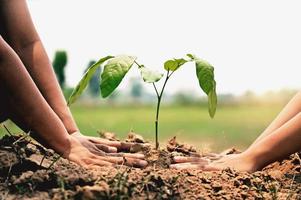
[130,77,143,99]
[52,50,68,88]
[173,91,197,105]
[85,60,102,97]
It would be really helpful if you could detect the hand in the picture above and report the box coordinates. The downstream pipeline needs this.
[71,131,148,160]
[170,153,256,172]
[64,135,148,169]
[200,148,242,161]
[71,131,120,154]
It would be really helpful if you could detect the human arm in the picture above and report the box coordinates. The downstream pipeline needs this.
[0,0,142,155]
[0,0,79,134]
[250,91,301,146]
[0,35,70,155]
[171,111,301,172]
[1,34,148,168]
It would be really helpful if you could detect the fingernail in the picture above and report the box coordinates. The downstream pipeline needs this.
[169,165,177,169]
[173,157,180,162]
[139,160,148,167]
[112,141,121,146]
[109,147,117,152]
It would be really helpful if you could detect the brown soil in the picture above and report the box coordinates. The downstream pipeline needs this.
[0,134,301,200]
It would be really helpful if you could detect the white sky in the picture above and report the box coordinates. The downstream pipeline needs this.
[28,0,301,95]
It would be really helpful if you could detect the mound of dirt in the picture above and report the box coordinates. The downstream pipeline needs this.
[0,134,300,200]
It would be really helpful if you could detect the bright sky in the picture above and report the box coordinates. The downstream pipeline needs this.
[28,0,301,95]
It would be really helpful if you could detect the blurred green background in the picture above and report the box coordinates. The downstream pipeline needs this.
[0,50,296,153]
[72,104,283,152]
[0,104,283,152]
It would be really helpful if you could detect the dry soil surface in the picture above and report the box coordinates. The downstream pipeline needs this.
[0,134,300,200]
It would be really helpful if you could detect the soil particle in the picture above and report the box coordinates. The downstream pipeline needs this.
[126,131,145,143]
[211,182,223,192]
[129,143,150,154]
[220,148,241,156]
[267,170,283,181]
[98,131,119,141]
[0,150,18,170]
[75,183,110,200]
[167,136,197,155]
[145,149,172,169]
[236,174,252,187]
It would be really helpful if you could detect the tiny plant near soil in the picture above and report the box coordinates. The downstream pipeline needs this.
[68,54,217,149]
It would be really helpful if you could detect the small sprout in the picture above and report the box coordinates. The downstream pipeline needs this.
[68,54,217,149]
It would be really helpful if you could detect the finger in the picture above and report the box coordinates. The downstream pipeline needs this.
[87,137,122,147]
[200,164,220,171]
[87,165,103,170]
[83,157,113,167]
[89,148,106,156]
[95,144,117,153]
[102,156,148,168]
[173,156,210,164]
[122,157,148,168]
[188,152,201,157]
[85,144,107,156]
[119,142,150,152]
[204,152,219,156]
[107,153,145,159]
[204,153,223,161]
[119,142,134,151]
[93,159,113,166]
[170,162,220,171]
[170,163,201,170]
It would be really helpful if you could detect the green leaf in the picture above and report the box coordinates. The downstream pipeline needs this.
[139,67,163,83]
[67,55,114,105]
[186,54,195,60]
[208,83,217,118]
[164,60,177,71]
[195,59,217,118]
[100,55,136,98]
[196,59,215,94]
[164,58,188,71]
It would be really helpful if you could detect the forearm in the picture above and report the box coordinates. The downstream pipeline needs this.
[245,112,301,170]
[0,37,71,155]
[251,91,301,146]
[15,40,79,134]
[0,0,78,134]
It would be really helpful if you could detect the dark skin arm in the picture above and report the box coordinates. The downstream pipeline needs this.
[0,0,140,156]
[0,0,147,167]
[0,0,78,135]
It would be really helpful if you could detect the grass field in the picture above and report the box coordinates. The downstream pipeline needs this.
[1,104,283,152]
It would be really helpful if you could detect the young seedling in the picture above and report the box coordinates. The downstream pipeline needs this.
[68,54,217,149]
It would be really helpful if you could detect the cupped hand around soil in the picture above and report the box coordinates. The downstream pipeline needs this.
[62,132,149,169]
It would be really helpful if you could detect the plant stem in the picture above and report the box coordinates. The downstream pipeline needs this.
[154,70,171,149]
[134,60,143,69]
[152,83,159,98]
[134,60,174,149]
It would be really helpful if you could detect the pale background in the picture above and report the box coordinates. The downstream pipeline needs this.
[28,0,301,95]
